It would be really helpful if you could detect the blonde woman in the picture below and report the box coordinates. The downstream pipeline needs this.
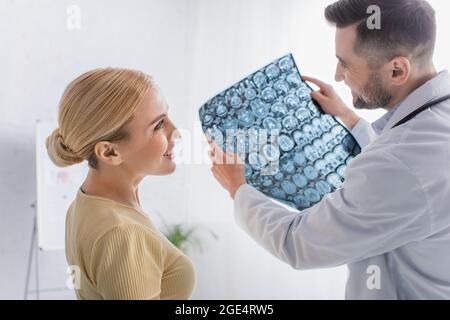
[46,68,195,300]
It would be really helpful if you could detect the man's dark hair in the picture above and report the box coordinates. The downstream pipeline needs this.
[325,0,436,68]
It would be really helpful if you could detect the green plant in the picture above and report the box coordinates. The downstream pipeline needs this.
[158,215,219,253]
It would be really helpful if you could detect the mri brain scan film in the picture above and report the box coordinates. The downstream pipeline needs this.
[199,54,361,210]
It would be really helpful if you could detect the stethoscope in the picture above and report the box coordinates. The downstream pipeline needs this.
[391,94,450,129]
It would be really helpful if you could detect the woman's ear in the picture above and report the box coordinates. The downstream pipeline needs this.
[94,141,123,166]
[389,57,411,86]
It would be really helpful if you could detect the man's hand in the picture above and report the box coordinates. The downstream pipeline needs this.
[302,75,360,130]
[207,138,246,199]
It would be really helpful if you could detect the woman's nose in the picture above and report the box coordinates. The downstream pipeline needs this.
[167,120,181,142]
[170,128,182,142]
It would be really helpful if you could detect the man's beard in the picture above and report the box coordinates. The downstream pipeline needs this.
[353,72,392,110]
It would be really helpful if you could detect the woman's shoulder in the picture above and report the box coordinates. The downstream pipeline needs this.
[94,223,164,251]
[67,189,162,253]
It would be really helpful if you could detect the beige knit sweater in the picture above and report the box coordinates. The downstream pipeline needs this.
[65,188,196,300]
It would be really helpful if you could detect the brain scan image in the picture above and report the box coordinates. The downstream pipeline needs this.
[199,54,361,210]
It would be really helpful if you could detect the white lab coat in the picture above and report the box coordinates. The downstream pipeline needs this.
[234,70,450,299]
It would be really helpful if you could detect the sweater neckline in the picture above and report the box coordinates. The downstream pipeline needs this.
[77,187,148,218]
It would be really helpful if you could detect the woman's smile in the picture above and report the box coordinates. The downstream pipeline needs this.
[163,149,174,161]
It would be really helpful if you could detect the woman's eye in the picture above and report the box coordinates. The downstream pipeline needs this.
[155,119,165,130]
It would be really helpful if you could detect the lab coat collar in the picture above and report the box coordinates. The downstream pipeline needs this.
[381,70,450,134]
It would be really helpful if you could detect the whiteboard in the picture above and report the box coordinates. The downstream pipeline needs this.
[35,120,88,251]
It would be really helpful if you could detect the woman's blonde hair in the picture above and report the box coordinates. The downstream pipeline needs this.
[46,68,153,169]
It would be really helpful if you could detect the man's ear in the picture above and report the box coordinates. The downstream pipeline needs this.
[389,57,411,86]
[94,141,123,166]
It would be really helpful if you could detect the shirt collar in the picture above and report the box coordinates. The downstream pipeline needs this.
[371,104,399,135]
[377,70,450,134]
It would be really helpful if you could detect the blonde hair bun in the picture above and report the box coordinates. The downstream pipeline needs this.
[45,128,83,167]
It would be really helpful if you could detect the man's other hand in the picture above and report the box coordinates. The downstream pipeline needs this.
[207,138,246,200]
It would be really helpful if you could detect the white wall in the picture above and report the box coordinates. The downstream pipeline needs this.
[1,0,449,300]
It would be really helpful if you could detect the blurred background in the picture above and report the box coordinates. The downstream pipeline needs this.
[0,0,449,300]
